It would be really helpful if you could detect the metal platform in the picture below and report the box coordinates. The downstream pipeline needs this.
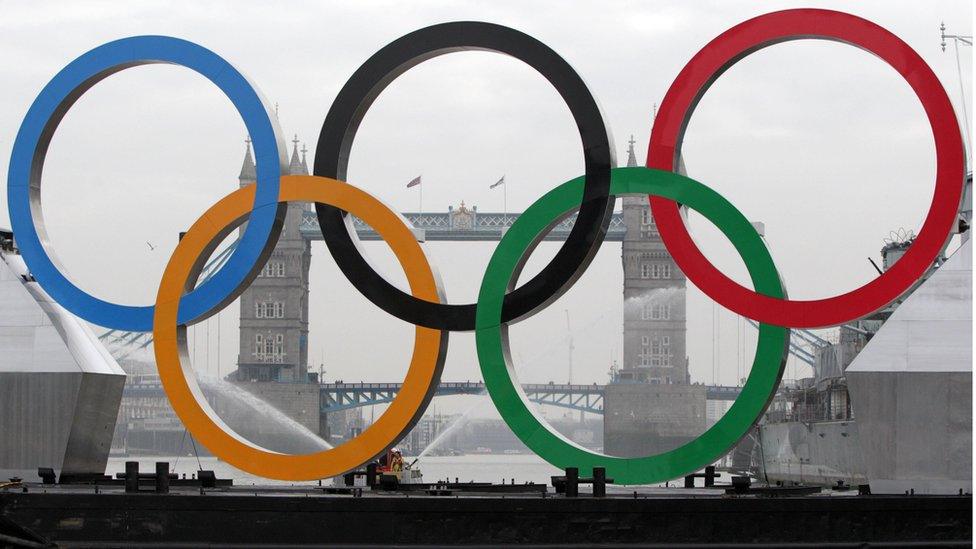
[0,484,970,547]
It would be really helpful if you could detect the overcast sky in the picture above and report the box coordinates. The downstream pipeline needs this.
[0,1,971,418]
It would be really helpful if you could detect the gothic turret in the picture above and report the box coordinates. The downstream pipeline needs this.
[617,132,687,386]
[239,137,256,185]
[626,135,639,168]
[607,129,697,459]
[237,127,312,387]
[288,134,305,175]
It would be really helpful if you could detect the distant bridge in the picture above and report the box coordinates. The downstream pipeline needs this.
[300,210,628,242]
[100,207,627,359]
[320,381,743,415]
[121,380,743,416]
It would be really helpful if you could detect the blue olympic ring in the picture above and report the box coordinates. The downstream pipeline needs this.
[7,35,285,331]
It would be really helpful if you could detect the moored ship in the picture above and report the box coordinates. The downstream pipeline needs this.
[749,174,973,489]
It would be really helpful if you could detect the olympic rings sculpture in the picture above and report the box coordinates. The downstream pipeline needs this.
[6,9,964,483]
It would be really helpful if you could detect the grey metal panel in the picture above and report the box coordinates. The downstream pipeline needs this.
[846,239,972,494]
[8,254,125,377]
[0,326,36,370]
[0,285,48,328]
[0,252,50,328]
[847,371,971,494]
[847,239,971,374]
[0,372,80,474]
[0,252,125,480]
[61,373,125,476]
[31,323,81,372]
[756,421,867,487]
[0,255,85,374]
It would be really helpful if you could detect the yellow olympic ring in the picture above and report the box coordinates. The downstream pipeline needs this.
[153,175,447,480]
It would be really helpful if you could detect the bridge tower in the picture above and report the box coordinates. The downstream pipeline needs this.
[605,136,704,457]
[618,135,688,384]
[234,136,312,383]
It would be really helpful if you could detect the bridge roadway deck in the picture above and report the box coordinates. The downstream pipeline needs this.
[122,381,743,415]
[320,381,742,414]
[300,210,628,241]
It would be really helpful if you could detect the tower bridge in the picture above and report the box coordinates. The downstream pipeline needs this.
[320,381,742,415]
[120,379,743,416]
[105,135,728,454]
[235,135,685,392]
[299,208,628,241]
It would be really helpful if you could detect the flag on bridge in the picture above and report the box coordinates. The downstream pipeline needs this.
[490,175,505,189]
[406,175,422,188]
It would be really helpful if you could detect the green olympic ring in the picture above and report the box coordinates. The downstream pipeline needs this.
[476,166,789,485]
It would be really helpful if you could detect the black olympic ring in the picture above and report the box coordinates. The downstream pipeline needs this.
[314,21,615,331]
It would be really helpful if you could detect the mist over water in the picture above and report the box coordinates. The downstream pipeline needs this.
[106,347,333,455]
[414,401,483,459]
[197,375,333,454]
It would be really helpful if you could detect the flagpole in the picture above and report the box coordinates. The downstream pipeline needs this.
[503,179,507,226]
[419,175,423,221]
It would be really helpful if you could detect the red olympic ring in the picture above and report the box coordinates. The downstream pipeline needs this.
[648,8,966,328]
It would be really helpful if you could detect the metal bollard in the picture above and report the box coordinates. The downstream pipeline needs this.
[37,467,56,485]
[155,462,169,494]
[593,467,606,498]
[198,470,217,488]
[366,463,378,488]
[705,465,716,487]
[565,467,579,498]
[125,461,139,493]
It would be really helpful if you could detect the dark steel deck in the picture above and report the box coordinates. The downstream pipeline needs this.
[0,483,970,547]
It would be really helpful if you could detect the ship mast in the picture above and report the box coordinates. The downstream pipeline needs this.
[941,21,972,167]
